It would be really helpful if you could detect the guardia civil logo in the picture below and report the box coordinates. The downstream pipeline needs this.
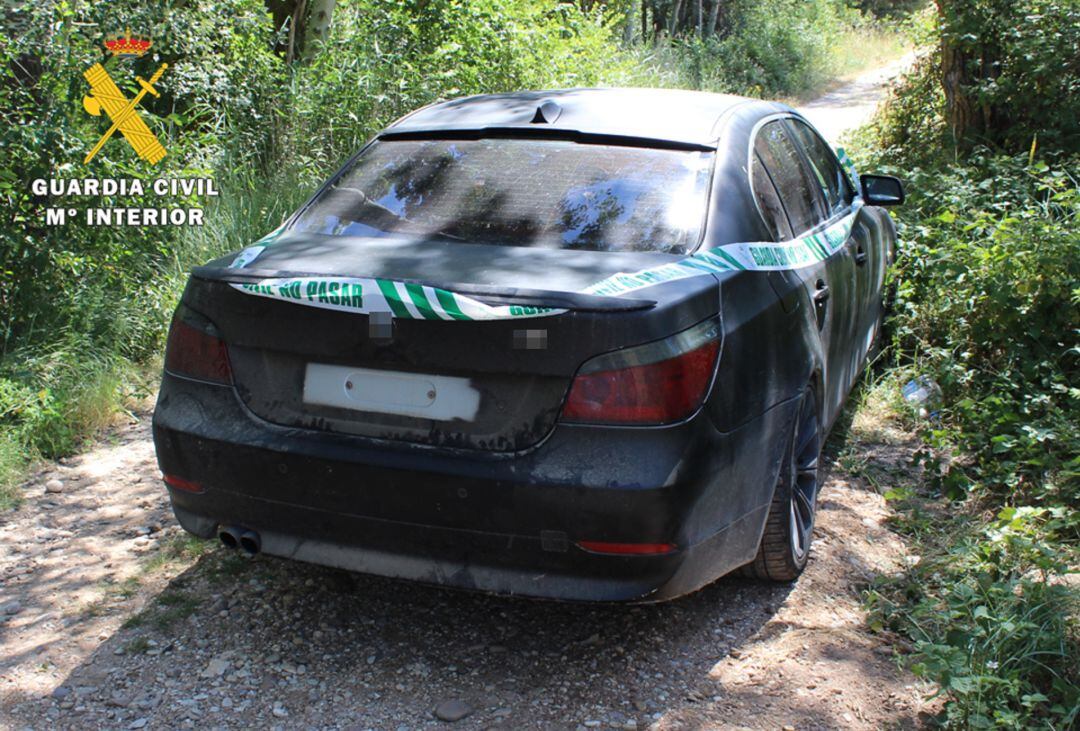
[81,30,168,164]
[29,28,215,228]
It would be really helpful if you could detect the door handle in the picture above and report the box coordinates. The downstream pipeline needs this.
[855,246,868,266]
[813,281,830,305]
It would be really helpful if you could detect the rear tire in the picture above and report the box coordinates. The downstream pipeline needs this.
[741,387,822,581]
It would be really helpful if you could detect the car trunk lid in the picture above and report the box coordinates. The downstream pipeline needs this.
[182,232,721,452]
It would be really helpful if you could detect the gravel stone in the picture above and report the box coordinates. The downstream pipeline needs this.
[433,699,473,722]
[200,658,230,678]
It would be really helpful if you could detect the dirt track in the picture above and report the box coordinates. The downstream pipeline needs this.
[1,61,932,730]
[796,55,914,143]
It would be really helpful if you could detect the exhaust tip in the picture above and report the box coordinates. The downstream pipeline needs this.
[218,526,240,549]
[239,530,261,556]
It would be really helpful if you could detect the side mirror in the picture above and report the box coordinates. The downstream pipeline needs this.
[860,174,905,206]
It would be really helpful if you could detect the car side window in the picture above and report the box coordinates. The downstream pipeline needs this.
[750,151,794,241]
[786,119,852,217]
[753,121,821,235]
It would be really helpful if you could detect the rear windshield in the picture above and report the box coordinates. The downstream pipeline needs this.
[292,138,713,254]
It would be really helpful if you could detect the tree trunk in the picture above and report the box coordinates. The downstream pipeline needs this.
[285,0,305,64]
[696,0,703,38]
[623,0,637,45]
[937,0,1011,146]
[301,0,336,63]
[937,1,970,141]
[705,0,724,38]
[669,0,683,36]
[940,32,974,142]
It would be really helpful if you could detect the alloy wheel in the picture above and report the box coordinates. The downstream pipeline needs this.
[788,390,820,562]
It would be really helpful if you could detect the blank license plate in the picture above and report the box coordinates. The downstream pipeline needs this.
[302,363,480,422]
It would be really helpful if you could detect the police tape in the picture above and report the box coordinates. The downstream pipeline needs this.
[836,146,860,187]
[226,149,864,320]
[234,276,560,320]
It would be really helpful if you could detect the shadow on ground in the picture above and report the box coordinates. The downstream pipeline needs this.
[18,469,916,730]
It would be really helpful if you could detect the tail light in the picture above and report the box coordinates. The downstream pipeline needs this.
[561,318,720,425]
[164,307,232,385]
[163,473,204,494]
[576,540,677,555]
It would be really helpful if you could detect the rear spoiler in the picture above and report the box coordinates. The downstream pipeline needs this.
[191,265,656,313]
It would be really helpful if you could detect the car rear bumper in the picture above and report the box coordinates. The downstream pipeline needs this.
[153,374,793,602]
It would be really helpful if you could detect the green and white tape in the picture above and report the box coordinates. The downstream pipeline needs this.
[581,206,859,300]
[836,146,860,189]
[234,276,560,320]
[227,148,864,320]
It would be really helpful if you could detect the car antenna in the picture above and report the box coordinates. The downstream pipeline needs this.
[530,100,562,124]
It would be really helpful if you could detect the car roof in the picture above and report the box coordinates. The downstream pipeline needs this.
[385,87,775,148]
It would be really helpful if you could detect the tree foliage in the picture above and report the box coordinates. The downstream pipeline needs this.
[935,0,1080,152]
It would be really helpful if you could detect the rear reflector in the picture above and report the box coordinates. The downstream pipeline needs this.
[577,540,677,555]
[163,473,204,493]
[561,318,720,425]
[164,313,232,385]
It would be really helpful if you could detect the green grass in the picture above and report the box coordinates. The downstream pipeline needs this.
[831,370,925,489]
[113,576,141,600]
[0,432,26,510]
[0,350,154,509]
[124,637,151,654]
[142,533,215,574]
[849,365,1079,727]
[121,589,203,631]
[783,21,915,103]
[121,613,147,630]
[151,591,202,629]
[78,602,104,619]
[205,551,254,584]
[866,493,1079,728]
[837,24,911,73]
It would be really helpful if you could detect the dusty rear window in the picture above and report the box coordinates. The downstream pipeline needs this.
[293,138,713,254]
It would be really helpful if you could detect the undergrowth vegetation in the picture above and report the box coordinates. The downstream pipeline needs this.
[623,0,911,99]
[0,0,907,507]
[851,1,1079,725]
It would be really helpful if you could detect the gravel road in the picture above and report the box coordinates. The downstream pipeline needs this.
[1,60,934,731]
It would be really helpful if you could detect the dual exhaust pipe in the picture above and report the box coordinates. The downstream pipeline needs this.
[218,525,261,555]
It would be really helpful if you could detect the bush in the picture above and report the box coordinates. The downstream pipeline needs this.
[890,153,1080,509]
[864,149,1080,726]
[856,32,1080,725]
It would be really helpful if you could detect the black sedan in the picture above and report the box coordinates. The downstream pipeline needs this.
[153,88,903,602]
